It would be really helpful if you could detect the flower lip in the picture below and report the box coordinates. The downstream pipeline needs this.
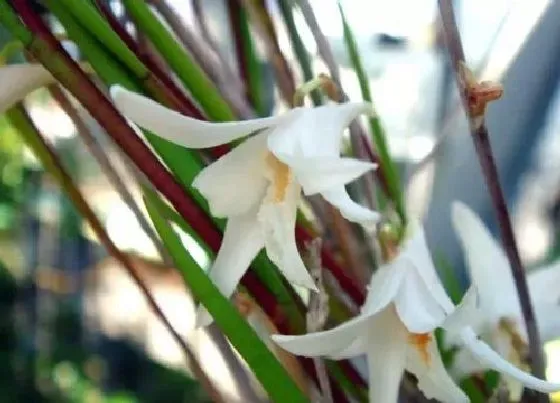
[111,87,381,327]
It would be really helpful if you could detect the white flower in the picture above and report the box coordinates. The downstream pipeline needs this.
[0,64,54,113]
[272,225,560,402]
[111,86,380,326]
[451,201,560,396]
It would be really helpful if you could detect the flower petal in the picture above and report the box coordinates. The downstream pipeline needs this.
[395,262,448,333]
[327,336,368,359]
[406,331,469,403]
[0,64,54,113]
[258,175,316,290]
[443,286,482,340]
[193,132,269,217]
[452,201,519,319]
[460,328,560,393]
[267,102,374,159]
[367,307,408,403]
[284,156,376,195]
[272,313,372,357]
[361,259,406,316]
[196,212,264,327]
[110,85,290,148]
[402,224,455,313]
[320,186,380,226]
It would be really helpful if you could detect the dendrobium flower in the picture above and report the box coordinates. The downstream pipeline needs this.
[111,86,380,326]
[272,224,560,403]
[0,64,55,113]
[451,201,560,396]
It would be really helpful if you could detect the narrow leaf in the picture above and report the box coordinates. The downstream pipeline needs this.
[338,2,406,225]
[57,0,147,78]
[121,0,236,121]
[144,191,309,403]
[277,0,321,106]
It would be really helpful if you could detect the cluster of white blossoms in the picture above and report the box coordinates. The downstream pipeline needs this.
[3,63,560,402]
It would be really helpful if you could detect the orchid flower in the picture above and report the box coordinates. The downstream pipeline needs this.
[0,64,55,113]
[451,201,560,396]
[110,86,380,326]
[272,224,560,402]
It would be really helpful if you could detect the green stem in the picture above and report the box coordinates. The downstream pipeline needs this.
[228,0,266,116]
[278,0,322,106]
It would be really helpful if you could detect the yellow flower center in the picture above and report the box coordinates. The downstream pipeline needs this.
[497,317,528,365]
[408,332,432,365]
[265,152,291,202]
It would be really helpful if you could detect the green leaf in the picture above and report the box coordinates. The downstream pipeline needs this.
[144,190,309,403]
[337,2,406,224]
[234,4,267,116]
[121,0,236,121]
[142,187,213,258]
[56,0,148,78]
[0,2,33,45]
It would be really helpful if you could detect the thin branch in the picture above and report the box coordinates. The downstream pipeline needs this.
[48,85,171,264]
[149,0,254,118]
[93,0,205,120]
[305,239,333,403]
[326,206,368,285]
[190,0,228,67]
[437,2,548,400]
[7,104,223,403]
[296,0,340,85]
[240,0,297,105]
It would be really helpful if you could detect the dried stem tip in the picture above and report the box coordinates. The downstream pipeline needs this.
[459,62,503,119]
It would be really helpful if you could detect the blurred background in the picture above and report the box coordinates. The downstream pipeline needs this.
[2,0,560,401]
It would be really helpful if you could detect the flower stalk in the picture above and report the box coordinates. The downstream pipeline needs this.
[436,0,548,399]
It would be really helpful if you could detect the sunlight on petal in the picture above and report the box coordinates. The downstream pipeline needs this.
[395,264,448,333]
[461,328,560,393]
[193,132,269,217]
[196,212,264,327]
[291,157,375,195]
[367,307,408,403]
[272,312,374,357]
[110,85,289,148]
[452,201,519,319]
[267,102,374,159]
[320,186,380,226]
[258,177,316,290]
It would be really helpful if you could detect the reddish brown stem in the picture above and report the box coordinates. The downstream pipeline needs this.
[93,0,205,120]
[437,1,548,400]
[14,2,370,395]
[12,104,223,402]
